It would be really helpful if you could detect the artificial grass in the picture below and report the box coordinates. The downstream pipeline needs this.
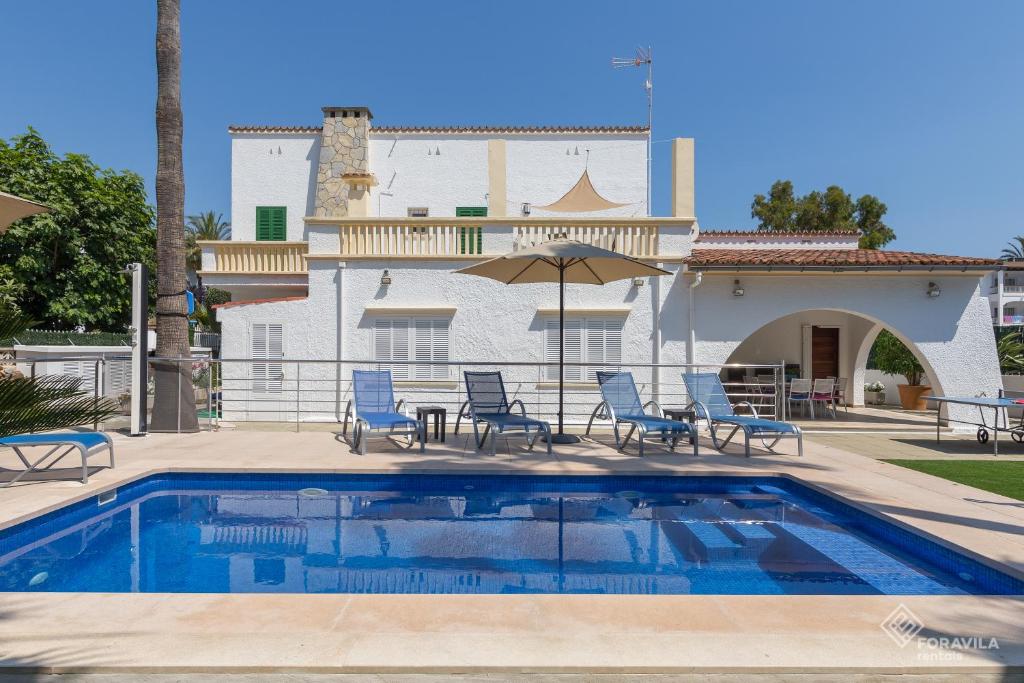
[882,460,1024,501]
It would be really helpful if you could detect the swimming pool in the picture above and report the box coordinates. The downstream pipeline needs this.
[0,473,1019,595]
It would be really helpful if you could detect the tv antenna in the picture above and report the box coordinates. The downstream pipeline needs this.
[612,46,653,216]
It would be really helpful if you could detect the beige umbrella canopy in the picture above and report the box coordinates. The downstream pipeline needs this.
[0,191,50,233]
[456,238,670,443]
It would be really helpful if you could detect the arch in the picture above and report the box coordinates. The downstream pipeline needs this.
[721,307,946,408]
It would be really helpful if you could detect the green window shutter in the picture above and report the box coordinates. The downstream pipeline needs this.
[256,206,287,241]
[456,207,486,254]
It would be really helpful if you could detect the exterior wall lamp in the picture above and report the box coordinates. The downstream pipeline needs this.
[927,281,941,298]
[632,277,645,287]
[380,270,392,286]
[522,202,531,216]
[732,279,745,297]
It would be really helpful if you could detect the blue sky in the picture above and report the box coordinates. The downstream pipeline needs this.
[1,1,1021,256]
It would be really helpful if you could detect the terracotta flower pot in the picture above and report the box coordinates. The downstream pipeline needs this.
[897,384,931,411]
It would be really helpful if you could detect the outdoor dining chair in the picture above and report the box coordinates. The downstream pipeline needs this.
[832,377,849,413]
[811,378,837,419]
[585,371,698,457]
[788,378,813,418]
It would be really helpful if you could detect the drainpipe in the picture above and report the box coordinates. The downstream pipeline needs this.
[686,268,703,365]
[335,261,346,421]
[652,263,663,402]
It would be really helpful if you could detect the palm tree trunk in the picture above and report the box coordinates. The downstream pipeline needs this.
[151,0,198,432]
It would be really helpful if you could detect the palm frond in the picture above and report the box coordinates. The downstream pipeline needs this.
[0,372,120,437]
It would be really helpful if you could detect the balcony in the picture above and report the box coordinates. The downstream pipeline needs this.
[197,218,692,280]
[198,241,308,274]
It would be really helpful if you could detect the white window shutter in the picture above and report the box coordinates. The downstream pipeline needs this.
[251,323,284,394]
[546,319,582,382]
[414,319,432,380]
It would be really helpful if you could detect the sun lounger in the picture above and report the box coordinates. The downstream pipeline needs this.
[683,372,802,457]
[343,370,424,455]
[463,371,552,456]
[586,371,698,456]
[0,432,114,486]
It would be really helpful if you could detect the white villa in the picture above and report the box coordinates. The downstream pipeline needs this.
[201,105,1000,425]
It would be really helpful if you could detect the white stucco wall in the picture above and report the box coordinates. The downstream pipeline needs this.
[231,133,320,241]
[691,273,1000,427]
[369,135,489,217]
[505,136,648,218]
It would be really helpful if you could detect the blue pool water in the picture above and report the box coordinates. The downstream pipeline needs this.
[0,474,1019,595]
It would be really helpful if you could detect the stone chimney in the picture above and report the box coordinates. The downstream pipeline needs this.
[315,106,372,217]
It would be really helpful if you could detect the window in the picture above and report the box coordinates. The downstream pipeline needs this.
[544,317,623,382]
[251,323,284,393]
[455,206,486,254]
[256,206,287,241]
[407,207,429,217]
[374,317,451,380]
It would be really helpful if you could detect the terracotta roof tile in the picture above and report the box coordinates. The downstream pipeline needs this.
[698,229,860,238]
[212,296,307,310]
[228,124,650,135]
[685,249,997,270]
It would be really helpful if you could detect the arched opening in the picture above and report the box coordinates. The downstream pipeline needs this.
[722,308,944,424]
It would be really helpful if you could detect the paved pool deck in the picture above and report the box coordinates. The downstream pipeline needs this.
[0,428,1021,677]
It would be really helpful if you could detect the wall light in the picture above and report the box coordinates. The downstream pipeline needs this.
[632,277,645,287]
[380,269,392,286]
[521,202,531,216]
[927,281,941,298]
[732,279,745,297]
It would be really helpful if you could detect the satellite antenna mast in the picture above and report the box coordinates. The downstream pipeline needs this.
[612,46,653,215]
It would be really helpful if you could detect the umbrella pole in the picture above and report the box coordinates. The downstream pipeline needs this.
[550,260,580,444]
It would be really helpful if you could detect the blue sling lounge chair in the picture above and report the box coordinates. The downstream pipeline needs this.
[463,371,552,456]
[586,371,698,457]
[0,432,114,486]
[343,370,425,455]
[683,372,802,457]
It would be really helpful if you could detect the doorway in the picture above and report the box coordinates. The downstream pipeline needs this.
[811,326,839,379]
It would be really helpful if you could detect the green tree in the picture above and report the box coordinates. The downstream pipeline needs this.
[185,210,230,278]
[0,130,155,329]
[0,307,119,437]
[1001,236,1024,260]
[872,330,924,386]
[996,330,1024,375]
[751,180,895,249]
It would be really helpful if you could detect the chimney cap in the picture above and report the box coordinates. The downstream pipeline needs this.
[322,106,373,120]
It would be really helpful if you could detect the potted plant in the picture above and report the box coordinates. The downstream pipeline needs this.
[872,330,929,410]
[864,381,885,405]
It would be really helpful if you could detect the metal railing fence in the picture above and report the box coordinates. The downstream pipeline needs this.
[141,358,788,434]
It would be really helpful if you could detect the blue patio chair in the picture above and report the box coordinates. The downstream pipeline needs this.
[585,371,698,457]
[0,432,114,487]
[463,371,552,456]
[683,372,802,457]
[343,370,424,455]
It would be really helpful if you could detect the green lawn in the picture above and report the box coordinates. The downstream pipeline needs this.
[883,460,1024,501]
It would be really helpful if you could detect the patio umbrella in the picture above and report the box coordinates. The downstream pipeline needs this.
[456,237,671,443]
[0,191,50,233]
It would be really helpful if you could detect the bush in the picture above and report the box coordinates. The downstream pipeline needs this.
[0,328,131,347]
[871,330,924,386]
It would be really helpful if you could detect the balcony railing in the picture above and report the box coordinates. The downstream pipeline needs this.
[198,218,690,274]
[198,241,308,274]
[333,218,665,259]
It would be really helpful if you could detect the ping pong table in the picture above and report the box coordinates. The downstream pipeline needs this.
[927,395,1024,455]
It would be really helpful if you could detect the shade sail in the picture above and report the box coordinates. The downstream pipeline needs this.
[0,191,50,233]
[533,170,630,213]
[455,238,670,285]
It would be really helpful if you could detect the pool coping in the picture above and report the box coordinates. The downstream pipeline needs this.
[0,430,1021,673]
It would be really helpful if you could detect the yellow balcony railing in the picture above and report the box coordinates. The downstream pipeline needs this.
[198,241,308,274]
[514,222,659,258]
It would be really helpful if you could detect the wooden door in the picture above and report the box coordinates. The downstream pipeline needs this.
[811,326,839,379]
